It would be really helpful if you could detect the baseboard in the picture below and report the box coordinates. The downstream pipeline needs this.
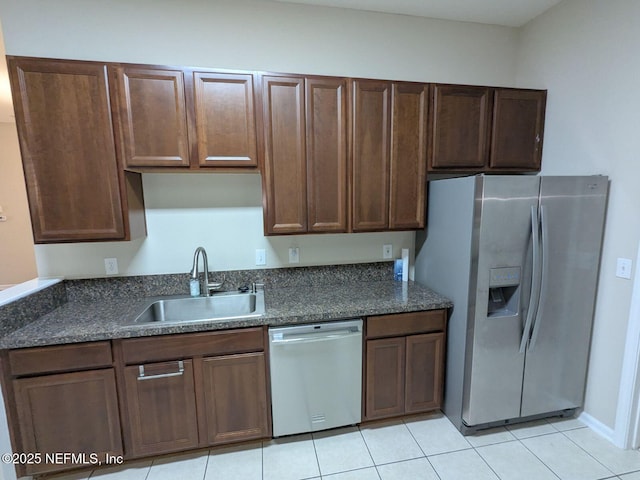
[579,411,617,444]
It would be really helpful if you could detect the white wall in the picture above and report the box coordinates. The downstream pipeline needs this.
[0,0,519,279]
[0,122,37,287]
[516,0,640,430]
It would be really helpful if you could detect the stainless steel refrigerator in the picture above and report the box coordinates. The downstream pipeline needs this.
[415,175,608,433]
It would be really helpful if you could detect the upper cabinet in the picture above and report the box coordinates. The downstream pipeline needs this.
[112,66,190,168]
[489,89,546,171]
[429,85,491,170]
[8,57,146,243]
[352,80,427,232]
[305,77,349,233]
[352,80,391,232]
[428,84,546,172]
[261,75,307,234]
[112,65,259,170]
[261,74,348,235]
[8,56,546,242]
[192,71,258,168]
[389,83,428,230]
[263,77,428,235]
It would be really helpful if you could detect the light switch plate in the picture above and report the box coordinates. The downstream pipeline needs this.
[616,257,632,279]
[289,247,300,264]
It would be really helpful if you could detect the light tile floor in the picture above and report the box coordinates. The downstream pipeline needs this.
[45,412,640,480]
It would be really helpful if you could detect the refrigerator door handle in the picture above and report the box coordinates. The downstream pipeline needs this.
[529,205,549,351]
[520,205,541,353]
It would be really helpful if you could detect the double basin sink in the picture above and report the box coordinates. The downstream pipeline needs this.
[131,290,265,326]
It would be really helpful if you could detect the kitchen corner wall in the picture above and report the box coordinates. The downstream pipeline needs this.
[0,0,518,279]
[516,0,640,431]
[0,122,37,287]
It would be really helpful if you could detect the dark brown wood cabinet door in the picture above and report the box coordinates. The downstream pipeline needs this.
[13,370,122,476]
[405,333,445,413]
[429,84,492,170]
[489,89,546,171]
[113,66,190,167]
[123,360,198,457]
[192,72,258,167]
[365,337,405,420]
[8,57,126,242]
[306,77,348,233]
[389,83,428,230]
[201,353,269,445]
[352,80,391,231]
[261,75,307,234]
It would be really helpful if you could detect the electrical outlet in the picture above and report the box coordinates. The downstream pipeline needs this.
[255,249,266,266]
[104,258,119,275]
[616,257,632,279]
[289,247,300,264]
[383,244,393,259]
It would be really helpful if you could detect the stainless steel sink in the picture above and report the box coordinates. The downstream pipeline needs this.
[132,290,265,325]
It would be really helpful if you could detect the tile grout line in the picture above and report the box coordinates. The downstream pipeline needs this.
[144,457,154,480]
[515,434,568,480]
[558,428,617,479]
[402,417,444,480]
[470,442,505,480]
[202,448,212,480]
[310,431,324,479]
[261,439,266,480]
[356,425,382,480]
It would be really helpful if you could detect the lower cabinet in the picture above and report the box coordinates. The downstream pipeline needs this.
[364,310,446,421]
[0,311,445,476]
[2,340,123,478]
[117,328,271,458]
[122,360,199,457]
[13,369,123,476]
[202,352,269,445]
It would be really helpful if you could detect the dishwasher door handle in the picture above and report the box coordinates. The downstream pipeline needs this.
[270,330,361,345]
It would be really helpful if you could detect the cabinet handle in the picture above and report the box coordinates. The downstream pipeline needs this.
[137,361,185,381]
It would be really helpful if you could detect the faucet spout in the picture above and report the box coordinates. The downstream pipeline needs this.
[191,247,210,297]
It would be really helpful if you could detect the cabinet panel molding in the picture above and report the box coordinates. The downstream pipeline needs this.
[405,333,445,413]
[202,353,269,445]
[123,360,199,457]
[262,75,307,234]
[429,84,492,170]
[306,77,349,233]
[14,369,122,475]
[193,71,258,167]
[389,83,428,230]
[113,66,190,167]
[352,80,391,232]
[8,57,137,242]
[490,89,546,171]
[365,337,405,419]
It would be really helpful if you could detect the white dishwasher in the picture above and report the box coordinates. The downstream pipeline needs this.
[269,319,363,437]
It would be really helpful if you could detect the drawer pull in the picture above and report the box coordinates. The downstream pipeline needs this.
[137,361,184,381]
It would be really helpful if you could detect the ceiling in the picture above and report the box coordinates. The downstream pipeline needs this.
[269,0,562,27]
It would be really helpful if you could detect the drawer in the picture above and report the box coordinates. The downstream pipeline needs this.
[8,341,113,376]
[366,310,446,339]
[121,328,264,365]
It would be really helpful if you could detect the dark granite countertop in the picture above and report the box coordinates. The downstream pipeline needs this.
[0,280,451,349]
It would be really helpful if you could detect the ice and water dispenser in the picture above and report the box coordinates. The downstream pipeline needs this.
[487,267,520,317]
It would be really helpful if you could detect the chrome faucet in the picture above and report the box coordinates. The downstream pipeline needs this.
[190,247,223,296]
